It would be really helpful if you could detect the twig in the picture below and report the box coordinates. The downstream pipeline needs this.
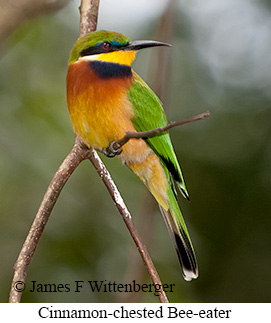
[79,0,100,37]
[105,110,210,156]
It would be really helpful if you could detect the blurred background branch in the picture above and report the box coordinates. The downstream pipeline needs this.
[0,0,68,44]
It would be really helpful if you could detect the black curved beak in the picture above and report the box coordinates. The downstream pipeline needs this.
[124,40,171,51]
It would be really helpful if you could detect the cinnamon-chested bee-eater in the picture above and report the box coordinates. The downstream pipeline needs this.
[66,30,198,281]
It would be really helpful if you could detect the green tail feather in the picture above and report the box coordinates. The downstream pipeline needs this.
[159,187,198,281]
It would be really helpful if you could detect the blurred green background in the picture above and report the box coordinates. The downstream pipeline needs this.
[1,0,271,302]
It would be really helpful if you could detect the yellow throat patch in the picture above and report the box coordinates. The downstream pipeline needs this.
[79,50,136,66]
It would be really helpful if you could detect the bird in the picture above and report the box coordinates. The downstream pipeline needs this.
[66,30,198,281]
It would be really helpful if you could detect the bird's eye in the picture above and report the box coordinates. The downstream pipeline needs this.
[102,42,112,51]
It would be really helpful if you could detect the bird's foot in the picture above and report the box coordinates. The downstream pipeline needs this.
[102,141,122,158]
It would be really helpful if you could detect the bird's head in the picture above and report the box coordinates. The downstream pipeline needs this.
[68,30,171,66]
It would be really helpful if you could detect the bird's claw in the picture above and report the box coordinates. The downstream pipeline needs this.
[102,141,122,158]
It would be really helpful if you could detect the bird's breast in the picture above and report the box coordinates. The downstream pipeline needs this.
[66,60,137,150]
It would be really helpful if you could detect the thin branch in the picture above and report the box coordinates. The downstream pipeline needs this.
[79,0,100,37]
[105,110,210,156]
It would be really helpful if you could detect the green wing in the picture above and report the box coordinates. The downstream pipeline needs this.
[128,71,189,198]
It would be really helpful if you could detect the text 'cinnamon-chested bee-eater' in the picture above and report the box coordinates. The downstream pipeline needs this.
[66,30,198,281]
